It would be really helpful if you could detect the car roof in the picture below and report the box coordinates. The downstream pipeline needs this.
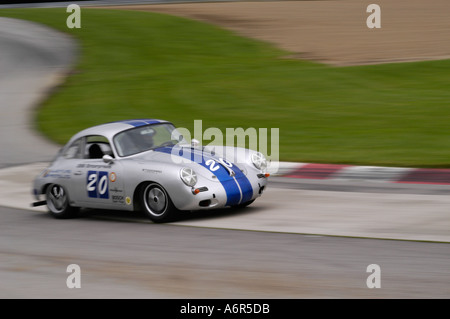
[67,119,171,143]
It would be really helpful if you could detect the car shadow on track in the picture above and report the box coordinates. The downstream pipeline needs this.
[175,205,265,222]
[61,205,266,224]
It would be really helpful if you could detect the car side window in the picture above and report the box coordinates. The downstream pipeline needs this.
[85,135,114,159]
[63,138,83,159]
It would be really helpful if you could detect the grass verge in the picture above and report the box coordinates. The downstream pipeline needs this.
[1,8,450,167]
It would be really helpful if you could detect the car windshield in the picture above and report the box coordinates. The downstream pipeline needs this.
[113,123,187,157]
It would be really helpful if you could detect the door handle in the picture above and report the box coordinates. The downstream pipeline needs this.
[74,171,82,176]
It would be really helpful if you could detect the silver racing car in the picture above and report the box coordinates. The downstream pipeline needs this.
[32,119,269,222]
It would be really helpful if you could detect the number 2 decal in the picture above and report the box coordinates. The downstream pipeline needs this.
[87,171,109,199]
[205,158,233,172]
[205,159,220,172]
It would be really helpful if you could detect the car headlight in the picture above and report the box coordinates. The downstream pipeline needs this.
[251,152,267,171]
[180,167,197,187]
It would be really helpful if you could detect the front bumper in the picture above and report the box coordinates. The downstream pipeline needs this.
[172,174,268,211]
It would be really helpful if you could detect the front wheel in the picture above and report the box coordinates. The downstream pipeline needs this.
[141,183,178,223]
[46,184,78,219]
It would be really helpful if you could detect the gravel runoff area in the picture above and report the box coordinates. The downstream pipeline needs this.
[103,0,450,66]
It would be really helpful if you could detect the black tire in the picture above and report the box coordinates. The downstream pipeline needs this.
[46,184,78,219]
[141,183,178,223]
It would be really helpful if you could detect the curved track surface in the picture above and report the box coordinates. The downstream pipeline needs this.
[0,15,449,299]
[0,17,76,168]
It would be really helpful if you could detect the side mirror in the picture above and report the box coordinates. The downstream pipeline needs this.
[102,154,114,164]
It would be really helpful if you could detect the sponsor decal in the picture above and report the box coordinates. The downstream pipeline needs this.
[126,197,132,205]
[142,168,162,174]
[85,164,111,169]
[43,169,72,179]
[110,172,117,182]
[110,187,123,193]
[112,195,125,204]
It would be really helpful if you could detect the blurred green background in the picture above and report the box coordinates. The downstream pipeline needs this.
[1,8,450,167]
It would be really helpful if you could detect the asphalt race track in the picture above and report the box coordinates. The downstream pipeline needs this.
[2,205,450,298]
[0,15,450,299]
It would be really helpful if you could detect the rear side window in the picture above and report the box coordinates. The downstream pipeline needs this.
[63,138,83,159]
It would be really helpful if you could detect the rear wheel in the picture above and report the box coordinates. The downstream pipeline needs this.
[46,184,78,219]
[141,183,178,223]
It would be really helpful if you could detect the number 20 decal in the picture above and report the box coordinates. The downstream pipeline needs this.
[87,171,109,199]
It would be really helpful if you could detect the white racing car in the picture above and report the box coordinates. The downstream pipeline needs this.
[32,119,269,222]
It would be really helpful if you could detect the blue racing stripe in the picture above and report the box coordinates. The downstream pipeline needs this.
[229,163,254,204]
[154,146,243,206]
[114,119,162,127]
[222,179,241,206]
[238,177,254,203]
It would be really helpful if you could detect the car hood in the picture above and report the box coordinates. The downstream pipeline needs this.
[136,145,246,180]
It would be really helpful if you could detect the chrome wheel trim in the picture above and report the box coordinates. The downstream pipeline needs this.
[144,184,168,217]
[47,184,68,214]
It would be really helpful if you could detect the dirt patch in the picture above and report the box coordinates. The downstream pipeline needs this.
[101,0,450,66]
